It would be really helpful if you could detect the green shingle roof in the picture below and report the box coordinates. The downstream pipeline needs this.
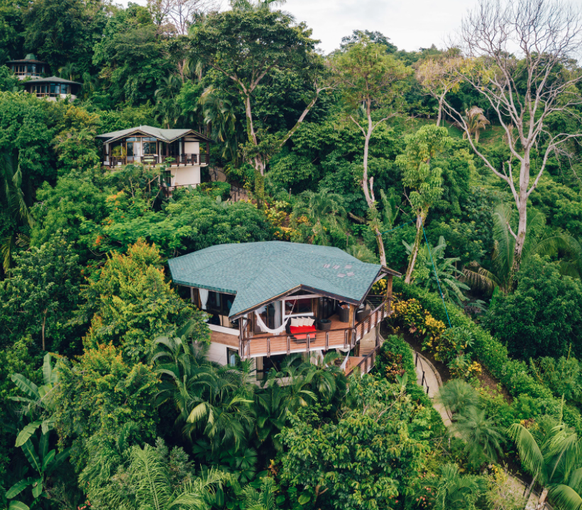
[168,242,397,318]
[96,125,211,143]
[25,76,80,85]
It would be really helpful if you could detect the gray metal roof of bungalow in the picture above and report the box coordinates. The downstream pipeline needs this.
[96,125,212,144]
[168,241,400,319]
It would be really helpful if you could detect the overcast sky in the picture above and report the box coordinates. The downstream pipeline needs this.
[279,0,480,54]
[120,0,481,54]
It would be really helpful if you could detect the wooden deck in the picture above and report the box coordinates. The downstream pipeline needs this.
[210,302,390,359]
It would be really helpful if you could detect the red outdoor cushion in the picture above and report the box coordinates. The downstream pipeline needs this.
[289,325,317,335]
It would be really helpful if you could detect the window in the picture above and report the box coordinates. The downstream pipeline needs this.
[227,348,238,367]
[143,141,157,155]
[126,142,134,157]
[207,291,235,316]
[60,84,67,94]
[284,297,312,316]
[318,297,336,320]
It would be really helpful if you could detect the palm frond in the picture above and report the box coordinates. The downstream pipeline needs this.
[130,445,172,510]
[549,484,582,510]
[508,423,544,477]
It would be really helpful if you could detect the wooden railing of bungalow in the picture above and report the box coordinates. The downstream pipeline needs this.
[105,153,209,168]
[237,298,392,360]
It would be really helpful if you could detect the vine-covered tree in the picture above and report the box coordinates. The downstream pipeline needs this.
[396,124,450,283]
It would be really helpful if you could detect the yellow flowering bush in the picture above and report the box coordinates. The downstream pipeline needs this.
[263,200,297,241]
[392,299,482,381]
[371,278,387,294]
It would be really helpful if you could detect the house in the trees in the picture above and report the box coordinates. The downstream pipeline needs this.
[96,126,211,190]
[6,55,80,101]
[168,241,400,377]
[23,77,81,101]
[6,54,48,80]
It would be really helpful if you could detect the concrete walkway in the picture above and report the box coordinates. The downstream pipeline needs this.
[413,350,451,427]
[410,345,542,510]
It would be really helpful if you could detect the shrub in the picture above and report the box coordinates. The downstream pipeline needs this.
[392,279,582,432]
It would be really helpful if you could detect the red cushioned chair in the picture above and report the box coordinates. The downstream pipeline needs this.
[286,320,317,343]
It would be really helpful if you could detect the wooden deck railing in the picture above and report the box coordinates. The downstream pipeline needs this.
[104,153,208,168]
[346,323,383,376]
[239,299,391,360]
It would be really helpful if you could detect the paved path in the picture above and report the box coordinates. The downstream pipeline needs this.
[413,350,452,427]
[409,344,542,509]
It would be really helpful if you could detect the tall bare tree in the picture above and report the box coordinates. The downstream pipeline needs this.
[148,0,218,35]
[444,0,582,278]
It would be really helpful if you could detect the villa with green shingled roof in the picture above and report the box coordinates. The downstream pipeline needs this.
[96,125,211,191]
[168,241,400,377]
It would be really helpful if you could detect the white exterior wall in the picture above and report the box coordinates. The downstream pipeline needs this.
[206,342,231,365]
[171,165,201,187]
[184,141,199,154]
[46,94,77,102]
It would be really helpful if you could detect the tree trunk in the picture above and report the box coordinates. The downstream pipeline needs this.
[437,96,444,127]
[360,104,388,267]
[405,214,424,284]
[511,156,530,280]
[534,487,548,510]
[41,309,47,351]
[522,473,537,509]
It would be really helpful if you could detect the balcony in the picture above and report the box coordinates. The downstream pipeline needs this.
[209,299,391,359]
[103,153,209,168]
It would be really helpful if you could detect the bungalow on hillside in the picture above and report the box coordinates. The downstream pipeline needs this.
[6,54,80,101]
[168,241,400,378]
[96,125,211,190]
[6,54,48,80]
[23,77,81,101]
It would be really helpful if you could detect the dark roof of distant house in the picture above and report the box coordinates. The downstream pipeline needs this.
[96,125,212,143]
[168,241,400,319]
[24,76,81,85]
[7,54,46,64]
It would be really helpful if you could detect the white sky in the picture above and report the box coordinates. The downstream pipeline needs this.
[281,0,480,53]
[120,0,480,54]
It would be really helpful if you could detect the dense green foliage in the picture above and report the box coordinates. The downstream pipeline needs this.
[2,0,582,508]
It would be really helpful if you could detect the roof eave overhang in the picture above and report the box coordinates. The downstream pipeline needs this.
[229,284,367,321]
[172,279,237,296]
[165,129,212,143]
[96,128,165,144]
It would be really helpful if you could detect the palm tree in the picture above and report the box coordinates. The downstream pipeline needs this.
[94,443,228,509]
[438,380,503,465]
[58,62,76,81]
[152,336,254,451]
[509,415,582,508]
[0,154,33,272]
[11,353,59,446]
[454,406,504,464]
[403,235,470,305]
[463,204,567,293]
[463,106,489,143]
[199,86,240,161]
[433,463,487,510]
[438,379,480,415]
[155,75,183,128]
[291,190,348,246]
[183,364,255,450]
